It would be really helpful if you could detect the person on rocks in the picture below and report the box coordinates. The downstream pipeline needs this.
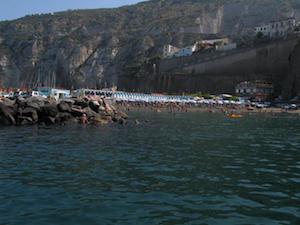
[80,113,89,124]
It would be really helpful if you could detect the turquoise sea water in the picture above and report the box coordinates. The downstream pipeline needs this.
[0,112,300,225]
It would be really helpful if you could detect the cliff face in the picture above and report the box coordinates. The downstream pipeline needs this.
[0,0,300,89]
[121,39,299,95]
[283,41,300,99]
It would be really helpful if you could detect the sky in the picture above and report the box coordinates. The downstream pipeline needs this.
[0,0,146,21]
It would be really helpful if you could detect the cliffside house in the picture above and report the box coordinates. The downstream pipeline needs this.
[254,18,296,39]
[163,45,180,58]
[163,44,196,58]
[235,81,274,101]
[163,38,236,58]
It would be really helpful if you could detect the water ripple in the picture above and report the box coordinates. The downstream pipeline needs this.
[0,113,300,225]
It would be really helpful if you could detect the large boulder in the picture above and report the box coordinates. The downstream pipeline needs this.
[57,101,71,113]
[56,112,73,122]
[82,107,98,118]
[44,97,57,105]
[62,99,75,106]
[99,106,106,112]
[71,107,84,117]
[90,114,109,125]
[1,98,16,108]
[74,98,89,108]
[44,116,56,125]
[21,107,38,122]
[16,97,27,108]
[40,104,58,118]
[0,105,16,125]
[89,100,100,113]
[25,96,45,110]
[117,111,128,119]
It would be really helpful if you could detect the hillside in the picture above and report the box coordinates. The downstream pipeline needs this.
[0,0,299,90]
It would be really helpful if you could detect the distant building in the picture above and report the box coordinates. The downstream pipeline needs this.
[200,38,230,46]
[235,81,274,101]
[173,45,197,57]
[37,87,70,100]
[163,37,236,58]
[254,18,296,39]
[163,45,180,58]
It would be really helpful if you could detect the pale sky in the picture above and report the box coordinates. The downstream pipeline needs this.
[0,0,146,21]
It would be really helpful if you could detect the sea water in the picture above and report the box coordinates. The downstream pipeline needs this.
[0,112,300,225]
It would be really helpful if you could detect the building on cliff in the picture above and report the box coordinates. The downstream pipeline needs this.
[254,18,296,39]
[163,38,236,58]
[163,45,181,58]
[235,81,274,101]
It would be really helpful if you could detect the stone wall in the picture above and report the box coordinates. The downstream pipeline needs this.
[283,42,300,99]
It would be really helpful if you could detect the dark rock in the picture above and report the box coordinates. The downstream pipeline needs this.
[57,112,73,122]
[82,107,98,118]
[117,111,128,119]
[18,116,33,126]
[57,101,71,113]
[0,105,16,125]
[44,117,56,125]
[101,115,113,122]
[71,107,84,117]
[41,104,58,118]
[89,100,100,113]
[22,107,38,122]
[16,97,27,107]
[26,96,45,110]
[62,99,75,106]
[44,98,57,105]
[74,99,89,108]
[113,111,128,122]
[112,114,122,122]
[0,97,127,127]
[1,98,15,108]
[118,118,126,125]
[90,114,109,125]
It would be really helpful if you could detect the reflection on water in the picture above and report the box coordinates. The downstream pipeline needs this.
[0,112,300,225]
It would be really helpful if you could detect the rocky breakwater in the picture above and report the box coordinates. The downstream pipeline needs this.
[0,96,128,126]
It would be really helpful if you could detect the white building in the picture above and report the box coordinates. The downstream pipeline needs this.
[173,45,198,57]
[163,37,236,58]
[37,87,71,100]
[254,18,296,39]
[163,44,197,58]
[200,38,230,45]
[163,45,180,58]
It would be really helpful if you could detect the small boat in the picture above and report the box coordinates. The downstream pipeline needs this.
[228,114,243,118]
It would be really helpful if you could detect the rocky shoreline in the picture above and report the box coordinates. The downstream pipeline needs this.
[0,96,128,126]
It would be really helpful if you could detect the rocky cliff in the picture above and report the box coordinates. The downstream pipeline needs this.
[0,0,300,90]
[283,41,300,99]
